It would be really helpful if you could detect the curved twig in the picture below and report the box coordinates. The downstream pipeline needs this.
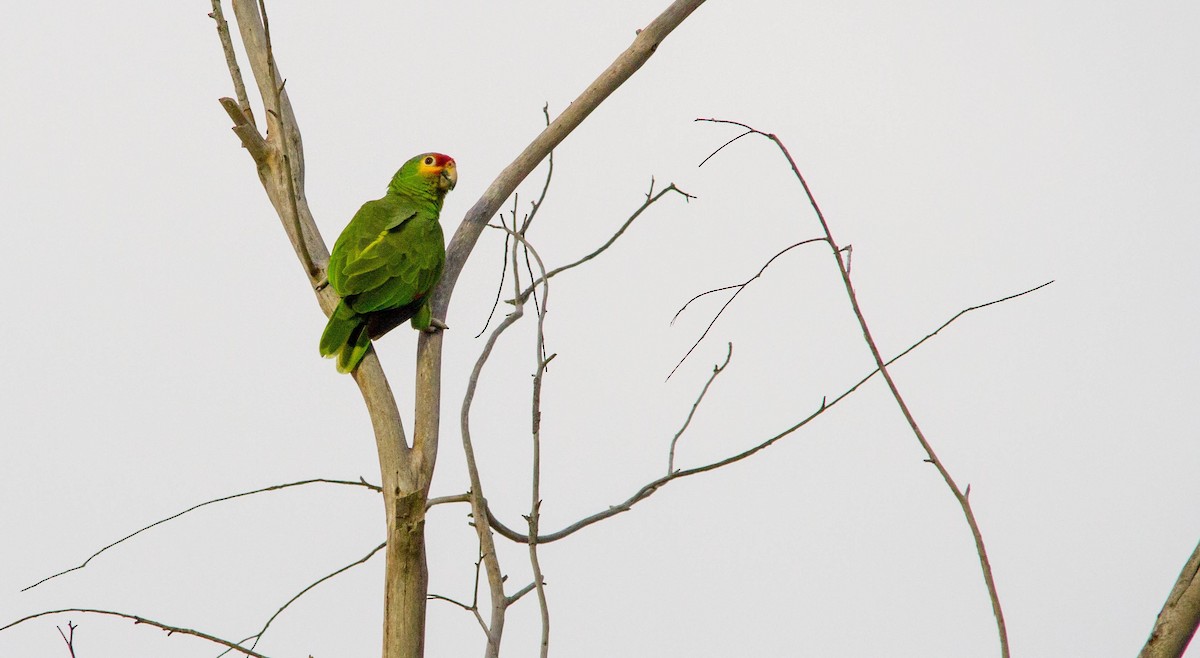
[697,117,1017,657]
[23,478,380,591]
[668,342,733,473]
[518,180,693,302]
[488,281,1051,545]
[238,542,386,653]
[0,609,269,658]
[668,237,827,379]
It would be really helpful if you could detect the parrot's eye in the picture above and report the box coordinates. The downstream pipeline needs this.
[423,156,435,166]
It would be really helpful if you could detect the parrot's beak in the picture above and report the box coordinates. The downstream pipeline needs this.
[440,165,457,191]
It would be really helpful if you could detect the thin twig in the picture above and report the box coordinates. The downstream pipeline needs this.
[697,117,1013,657]
[668,342,732,474]
[667,237,827,379]
[1,609,269,658]
[209,0,254,126]
[23,478,380,591]
[461,287,527,658]
[505,581,538,606]
[475,229,511,338]
[227,543,387,654]
[487,281,1050,545]
[426,550,491,636]
[478,107,555,339]
[515,230,554,658]
[697,128,753,168]
[520,104,555,235]
[56,621,77,658]
[427,493,472,508]
[517,180,693,302]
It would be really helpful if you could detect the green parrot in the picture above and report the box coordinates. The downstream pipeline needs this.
[319,152,457,373]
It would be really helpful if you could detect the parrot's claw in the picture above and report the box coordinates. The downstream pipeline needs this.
[424,318,449,333]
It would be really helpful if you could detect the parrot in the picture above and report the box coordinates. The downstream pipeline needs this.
[319,152,457,373]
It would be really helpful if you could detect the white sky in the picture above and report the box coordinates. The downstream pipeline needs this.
[3,1,1199,656]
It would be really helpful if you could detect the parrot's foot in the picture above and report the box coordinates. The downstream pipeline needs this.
[423,318,449,333]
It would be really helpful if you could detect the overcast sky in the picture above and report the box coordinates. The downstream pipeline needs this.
[3,1,1199,656]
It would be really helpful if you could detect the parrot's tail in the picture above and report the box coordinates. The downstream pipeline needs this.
[319,300,373,373]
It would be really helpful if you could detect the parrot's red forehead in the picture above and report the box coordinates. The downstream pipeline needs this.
[427,153,454,167]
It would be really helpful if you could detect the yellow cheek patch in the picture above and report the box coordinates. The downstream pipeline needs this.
[417,162,443,178]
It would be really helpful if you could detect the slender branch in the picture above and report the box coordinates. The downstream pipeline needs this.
[209,0,254,126]
[518,180,693,302]
[697,117,1013,657]
[0,609,269,658]
[488,281,1050,545]
[23,478,380,591]
[517,231,553,658]
[667,237,827,379]
[461,296,526,657]
[56,621,77,658]
[427,594,474,612]
[668,342,732,474]
[697,128,753,168]
[426,549,491,637]
[519,104,555,235]
[1140,538,1200,658]
[427,493,472,509]
[475,228,512,339]
[231,542,387,654]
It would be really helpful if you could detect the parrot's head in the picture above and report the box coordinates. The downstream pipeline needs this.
[415,152,457,193]
[389,152,457,202]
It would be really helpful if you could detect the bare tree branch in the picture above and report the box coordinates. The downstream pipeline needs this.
[209,0,254,126]
[488,281,1050,545]
[1140,538,1200,658]
[230,542,387,655]
[668,237,827,379]
[56,621,77,658]
[520,104,556,235]
[427,493,472,509]
[696,117,1014,657]
[461,296,526,658]
[514,231,553,658]
[518,179,693,302]
[23,478,379,591]
[0,609,269,658]
[668,342,732,474]
[427,549,491,637]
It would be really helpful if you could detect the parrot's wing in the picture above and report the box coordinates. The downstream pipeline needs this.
[347,217,445,313]
[329,199,419,296]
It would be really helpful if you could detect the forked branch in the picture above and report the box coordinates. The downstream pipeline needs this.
[1,609,269,658]
[487,280,1048,545]
[697,117,1016,657]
